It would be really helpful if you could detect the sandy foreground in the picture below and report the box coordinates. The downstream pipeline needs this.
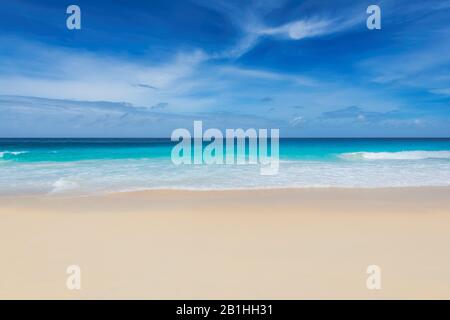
[0,187,449,299]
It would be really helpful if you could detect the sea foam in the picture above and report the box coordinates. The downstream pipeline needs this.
[339,150,450,160]
[1,140,450,196]
[0,151,28,159]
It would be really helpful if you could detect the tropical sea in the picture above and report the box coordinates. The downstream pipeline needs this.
[1,138,450,196]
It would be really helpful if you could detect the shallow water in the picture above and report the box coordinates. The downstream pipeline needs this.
[1,138,449,195]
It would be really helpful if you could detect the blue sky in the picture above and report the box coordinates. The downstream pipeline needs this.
[0,0,449,137]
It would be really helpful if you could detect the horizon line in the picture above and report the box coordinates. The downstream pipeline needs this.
[1,137,450,139]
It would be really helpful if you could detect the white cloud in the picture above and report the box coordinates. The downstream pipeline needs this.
[0,39,210,110]
[0,37,326,116]
[212,0,366,58]
[260,19,334,40]
[358,36,450,96]
[218,66,317,86]
[0,95,283,137]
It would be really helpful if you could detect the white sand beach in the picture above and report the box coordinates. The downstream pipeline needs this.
[0,187,449,299]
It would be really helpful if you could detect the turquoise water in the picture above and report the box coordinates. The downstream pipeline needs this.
[1,138,450,195]
[2,138,450,162]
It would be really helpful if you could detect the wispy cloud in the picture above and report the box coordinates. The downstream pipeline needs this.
[257,17,357,41]
[360,43,450,85]
[207,0,367,58]
[1,0,449,137]
[0,95,284,137]
[218,66,317,86]
[0,40,210,110]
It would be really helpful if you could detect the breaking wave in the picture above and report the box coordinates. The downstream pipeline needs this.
[339,151,450,160]
[0,151,28,159]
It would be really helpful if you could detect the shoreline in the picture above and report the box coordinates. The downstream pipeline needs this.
[1,185,450,200]
[1,187,449,299]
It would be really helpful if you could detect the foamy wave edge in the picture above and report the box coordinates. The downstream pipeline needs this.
[0,151,28,159]
[339,150,450,160]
